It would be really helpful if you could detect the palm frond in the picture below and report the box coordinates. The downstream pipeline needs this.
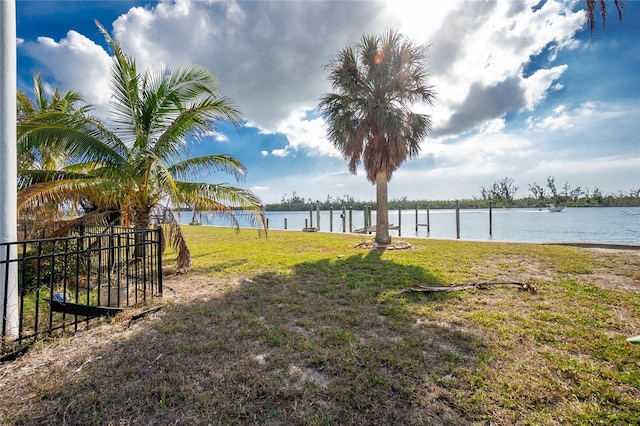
[18,169,95,190]
[152,94,242,162]
[17,90,35,117]
[155,208,191,272]
[17,175,99,210]
[168,154,246,182]
[174,181,266,231]
[17,170,129,219]
[96,20,142,145]
[18,111,127,168]
[47,209,114,238]
[148,161,179,206]
[585,0,625,33]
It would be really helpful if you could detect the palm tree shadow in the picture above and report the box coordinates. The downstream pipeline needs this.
[3,251,486,425]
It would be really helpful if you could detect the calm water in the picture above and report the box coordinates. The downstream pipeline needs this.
[179,207,640,245]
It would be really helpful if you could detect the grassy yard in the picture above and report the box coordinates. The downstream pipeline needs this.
[1,226,638,425]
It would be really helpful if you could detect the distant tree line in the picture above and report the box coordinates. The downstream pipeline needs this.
[478,176,640,208]
[268,192,360,211]
[266,177,640,211]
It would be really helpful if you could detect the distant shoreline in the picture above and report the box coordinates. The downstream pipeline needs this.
[175,204,640,212]
[545,242,640,251]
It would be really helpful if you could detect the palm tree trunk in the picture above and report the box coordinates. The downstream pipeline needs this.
[375,171,390,245]
[133,205,151,258]
[134,205,151,229]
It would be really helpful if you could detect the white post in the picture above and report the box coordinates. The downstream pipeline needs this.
[0,0,19,338]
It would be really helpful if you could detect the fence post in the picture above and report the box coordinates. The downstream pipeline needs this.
[156,226,163,296]
[349,207,353,233]
[398,208,402,237]
[415,203,418,233]
[108,224,115,270]
[78,223,85,250]
[455,200,460,239]
[426,204,430,233]
[284,218,287,230]
[309,207,313,228]
[341,206,346,233]
[48,240,56,328]
[316,202,320,231]
[97,233,103,306]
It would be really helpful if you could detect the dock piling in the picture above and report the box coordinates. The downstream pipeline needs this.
[455,201,460,239]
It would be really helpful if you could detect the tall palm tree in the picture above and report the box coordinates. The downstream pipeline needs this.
[585,0,625,34]
[319,30,435,245]
[17,21,266,271]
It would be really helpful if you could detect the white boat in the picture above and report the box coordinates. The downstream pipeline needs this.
[546,205,564,212]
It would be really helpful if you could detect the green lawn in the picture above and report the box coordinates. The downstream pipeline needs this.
[1,226,638,425]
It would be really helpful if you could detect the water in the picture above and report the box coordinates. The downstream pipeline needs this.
[178,207,640,245]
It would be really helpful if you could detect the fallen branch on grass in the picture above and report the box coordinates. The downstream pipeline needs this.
[398,281,537,294]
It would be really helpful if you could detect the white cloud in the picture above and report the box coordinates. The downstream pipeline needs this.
[275,110,340,157]
[421,131,533,175]
[533,155,637,175]
[21,30,112,117]
[529,105,573,130]
[430,0,584,136]
[522,65,568,110]
[214,133,229,142]
[528,101,627,131]
[199,130,229,142]
[522,155,640,195]
[109,0,390,131]
[381,0,463,42]
[271,148,289,158]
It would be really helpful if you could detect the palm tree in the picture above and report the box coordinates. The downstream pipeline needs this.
[17,73,89,119]
[584,0,625,34]
[17,21,266,271]
[17,73,91,171]
[319,30,435,245]
[16,74,95,236]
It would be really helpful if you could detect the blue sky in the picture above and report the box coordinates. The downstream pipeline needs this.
[15,0,640,204]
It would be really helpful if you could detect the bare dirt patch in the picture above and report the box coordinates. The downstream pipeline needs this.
[581,248,640,292]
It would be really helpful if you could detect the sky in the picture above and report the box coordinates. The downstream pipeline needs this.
[14,0,640,204]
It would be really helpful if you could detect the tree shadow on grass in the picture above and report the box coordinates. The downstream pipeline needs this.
[0,249,487,426]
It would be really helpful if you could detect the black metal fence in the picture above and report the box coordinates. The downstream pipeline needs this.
[1,225,162,357]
